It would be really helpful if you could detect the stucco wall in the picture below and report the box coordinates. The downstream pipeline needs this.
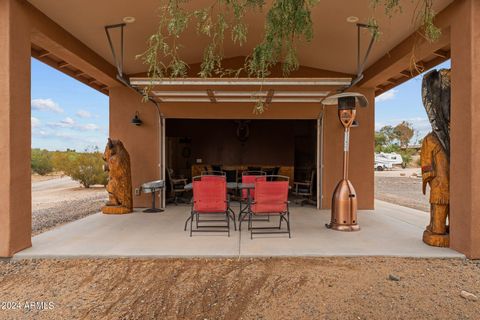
[450,0,480,259]
[109,87,160,208]
[0,0,32,257]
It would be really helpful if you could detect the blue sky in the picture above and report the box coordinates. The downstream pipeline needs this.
[31,58,109,151]
[31,58,451,150]
[375,60,451,144]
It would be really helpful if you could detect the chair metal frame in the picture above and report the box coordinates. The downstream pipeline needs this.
[292,169,316,206]
[238,170,267,223]
[166,168,188,205]
[247,175,291,239]
[184,175,236,236]
[201,170,226,176]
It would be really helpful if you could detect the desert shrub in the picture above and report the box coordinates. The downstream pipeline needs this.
[398,149,415,168]
[54,151,107,188]
[31,149,54,175]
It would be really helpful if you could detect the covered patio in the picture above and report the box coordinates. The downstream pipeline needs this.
[16,200,462,258]
[1,0,479,259]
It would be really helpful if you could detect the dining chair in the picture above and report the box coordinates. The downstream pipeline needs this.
[248,175,291,239]
[185,175,235,236]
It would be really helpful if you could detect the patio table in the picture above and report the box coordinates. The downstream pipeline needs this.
[184,182,239,190]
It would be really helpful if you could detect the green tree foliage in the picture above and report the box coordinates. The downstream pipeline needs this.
[393,121,414,148]
[370,0,440,42]
[376,122,417,167]
[139,0,440,112]
[31,149,54,176]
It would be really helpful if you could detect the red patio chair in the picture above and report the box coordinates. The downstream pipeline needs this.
[248,175,291,239]
[185,175,235,236]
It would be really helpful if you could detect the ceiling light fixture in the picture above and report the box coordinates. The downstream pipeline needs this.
[123,16,136,24]
[346,16,359,23]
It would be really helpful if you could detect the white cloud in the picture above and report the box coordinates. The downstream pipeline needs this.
[79,123,100,131]
[76,110,92,118]
[31,98,64,113]
[47,117,75,129]
[47,117,101,132]
[31,117,40,128]
[62,117,75,125]
[375,89,399,103]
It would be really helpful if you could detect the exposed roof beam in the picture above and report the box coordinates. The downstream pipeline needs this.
[74,71,86,77]
[37,50,51,58]
[31,48,108,95]
[57,61,69,69]
[22,1,119,87]
[374,55,448,95]
[358,0,458,89]
[130,77,352,86]
[433,49,449,59]
[152,90,330,97]
[157,97,325,103]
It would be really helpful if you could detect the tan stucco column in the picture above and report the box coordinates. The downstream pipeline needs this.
[0,0,32,257]
[450,0,480,259]
[109,86,161,208]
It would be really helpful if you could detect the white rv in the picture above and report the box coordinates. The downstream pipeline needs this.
[374,152,404,171]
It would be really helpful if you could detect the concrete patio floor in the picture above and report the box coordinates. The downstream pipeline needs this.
[16,200,463,258]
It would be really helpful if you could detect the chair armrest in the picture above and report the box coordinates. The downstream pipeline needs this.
[294,182,310,187]
[172,178,188,184]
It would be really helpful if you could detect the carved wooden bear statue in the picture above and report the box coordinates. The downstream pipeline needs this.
[102,138,133,214]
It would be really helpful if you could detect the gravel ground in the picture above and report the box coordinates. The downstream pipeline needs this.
[32,197,107,236]
[375,170,430,212]
[0,257,478,320]
[32,177,107,235]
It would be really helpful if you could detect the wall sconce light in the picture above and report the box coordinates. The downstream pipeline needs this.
[131,111,142,126]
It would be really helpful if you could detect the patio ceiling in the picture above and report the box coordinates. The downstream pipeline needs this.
[129,77,352,104]
[27,0,453,77]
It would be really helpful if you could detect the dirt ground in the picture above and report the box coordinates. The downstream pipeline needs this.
[0,258,478,320]
[375,169,430,212]
[32,177,107,235]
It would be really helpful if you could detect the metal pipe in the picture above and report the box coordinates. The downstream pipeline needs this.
[105,23,165,208]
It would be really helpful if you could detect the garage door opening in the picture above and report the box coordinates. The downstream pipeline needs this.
[165,119,320,206]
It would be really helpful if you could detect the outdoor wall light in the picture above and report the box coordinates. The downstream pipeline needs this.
[123,16,136,24]
[346,16,359,23]
[131,111,143,126]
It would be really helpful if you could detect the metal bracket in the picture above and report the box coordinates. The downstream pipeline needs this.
[348,23,378,89]
[105,23,126,79]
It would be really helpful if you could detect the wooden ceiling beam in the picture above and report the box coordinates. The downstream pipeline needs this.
[433,49,450,59]
[31,48,108,96]
[57,61,69,69]
[400,70,411,78]
[37,50,51,58]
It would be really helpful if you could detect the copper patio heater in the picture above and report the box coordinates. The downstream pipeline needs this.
[323,93,368,231]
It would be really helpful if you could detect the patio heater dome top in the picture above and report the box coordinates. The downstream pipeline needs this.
[321,92,368,108]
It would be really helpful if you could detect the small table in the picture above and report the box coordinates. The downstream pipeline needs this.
[141,180,165,213]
